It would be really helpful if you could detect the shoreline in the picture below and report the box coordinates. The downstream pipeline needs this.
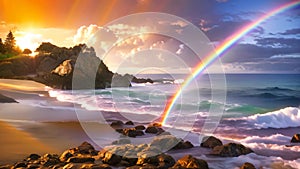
[0,79,299,168]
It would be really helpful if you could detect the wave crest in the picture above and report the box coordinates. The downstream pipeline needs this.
[244,107,300,129]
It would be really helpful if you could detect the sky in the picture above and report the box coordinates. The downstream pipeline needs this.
[0,0,299,74]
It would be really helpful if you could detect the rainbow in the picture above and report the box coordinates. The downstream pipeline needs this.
[160,1,300,125]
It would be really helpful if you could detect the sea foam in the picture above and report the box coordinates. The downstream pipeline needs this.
[244,107,300,129]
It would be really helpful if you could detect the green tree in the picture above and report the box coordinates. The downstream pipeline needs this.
[4,31,16,53]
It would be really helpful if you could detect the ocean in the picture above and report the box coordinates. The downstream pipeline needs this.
[8,74,300,168]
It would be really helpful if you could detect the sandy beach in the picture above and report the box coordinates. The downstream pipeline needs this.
[0,80,90,164]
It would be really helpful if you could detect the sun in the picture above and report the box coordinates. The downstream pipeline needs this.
[15,32,43,52]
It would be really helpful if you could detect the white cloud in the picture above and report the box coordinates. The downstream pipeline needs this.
[270,53,300,59]
[170,20,188,28]
[176,44,184,55]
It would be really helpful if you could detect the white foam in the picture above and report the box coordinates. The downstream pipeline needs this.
[238,134,300,152]
[243,107,300,129]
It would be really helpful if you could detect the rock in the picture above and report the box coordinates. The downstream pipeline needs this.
[122,151,138,166]
[134,125,146,130]
[201,136,223,148]
[27,153,41,161]
[172,140,194,150]
[157,153,175,169]
[40,154,60,167]
[118,128,144,137]
[291,134,300,143]
[212,143,253,157]
[149,123,162,127]
[81,164,112,169]
[0,165,11,169]
[0,93,18,103]
[111,74,132,88]
[172,155,208,169]
[14,162,27,168]
[112,138,131,145]
[67,156,95,163]
[240,162,256,169]
[150,135,181,152]
[125,121,134,125]
[78,141,97,155]
[51,59,72,76]
[110,121,124,128]
[102,151,122,165]
[27,164,41,169]
[60,149,76,162]
[62,163,82,169]
[145,126,159,134]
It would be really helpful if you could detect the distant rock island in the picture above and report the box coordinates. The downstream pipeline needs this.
[0,42,153,90]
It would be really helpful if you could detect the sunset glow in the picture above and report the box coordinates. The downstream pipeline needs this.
[15,32,43,52]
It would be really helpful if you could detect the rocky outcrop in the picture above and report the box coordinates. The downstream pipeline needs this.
[211,143,253,157]
[291,134,300,143]
[171,155,209,169]
[0,42,153,90]
[201,136,223,148]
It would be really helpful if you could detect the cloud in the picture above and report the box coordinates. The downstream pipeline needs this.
[270,53,300,59]
[279,28,300,35]
[255,37,300,49]
[170,20,188,28]
[176,44,184,55]
[73,24,104,44]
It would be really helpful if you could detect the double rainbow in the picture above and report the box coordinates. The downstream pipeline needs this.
[161,1,300,125]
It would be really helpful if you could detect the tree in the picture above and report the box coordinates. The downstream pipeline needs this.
[0,38,5,54]
[23,48,32,54]
[4,31,16,53]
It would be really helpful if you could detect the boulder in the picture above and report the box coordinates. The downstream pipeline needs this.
[172,155,208,169]
[51,59,72,76]
[14,162,27,168]
[201,136,223,148]
[135,125,146,130]
[212,143,253,157]
[60,149,76,162]
[172,140,194,150]
[157,153,176,169]
[145,126,159,134]
[0,165,11,169]
[78,141,97,155]
[102,151,122,165]
[40,154,60,167]
[291,134,300,143]
[62,163,82,169]
[0,93,17,103]
[66,156,95,163]
[112,138,131,145]
[240,162,256,169]
[26,153,41,161]
[125,121,134,125]
[110,121,124,128]
[118,128,144,137]
[81,164,112,169]
[150,135,181,152]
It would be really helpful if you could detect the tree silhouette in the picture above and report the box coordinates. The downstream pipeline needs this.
[0,38,5,53]
[4,31,16,53]
[22,48,32,54]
